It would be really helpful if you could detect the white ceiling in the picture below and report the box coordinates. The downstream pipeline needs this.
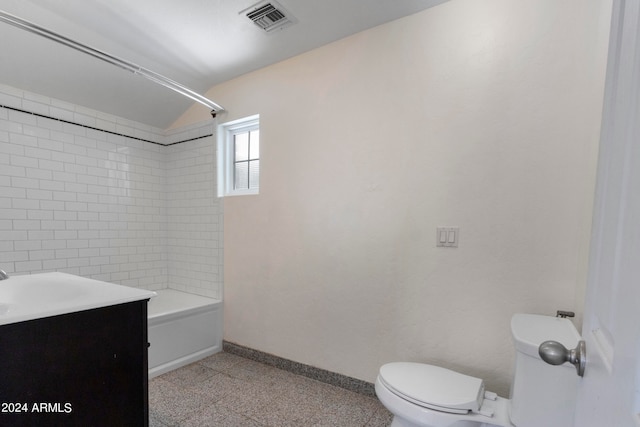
[0,0,448,129]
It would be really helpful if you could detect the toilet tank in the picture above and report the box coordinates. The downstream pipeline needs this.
[508,313,581,427]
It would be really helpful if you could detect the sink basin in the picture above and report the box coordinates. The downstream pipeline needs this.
[0,272,156,325]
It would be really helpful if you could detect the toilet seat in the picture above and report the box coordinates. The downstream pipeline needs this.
[378,362,485,415]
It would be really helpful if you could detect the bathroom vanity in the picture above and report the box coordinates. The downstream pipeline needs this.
[0,272,156,427]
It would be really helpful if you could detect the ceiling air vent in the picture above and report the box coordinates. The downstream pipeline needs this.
[242,1,297,33]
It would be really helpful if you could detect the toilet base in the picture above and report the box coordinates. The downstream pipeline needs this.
[390,417,488,427]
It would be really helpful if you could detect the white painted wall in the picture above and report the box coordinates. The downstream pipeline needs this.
[175,0,611,395]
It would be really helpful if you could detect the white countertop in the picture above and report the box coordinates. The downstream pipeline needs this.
[0,272,156,326]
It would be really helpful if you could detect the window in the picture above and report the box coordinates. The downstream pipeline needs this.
[217,115,260,196]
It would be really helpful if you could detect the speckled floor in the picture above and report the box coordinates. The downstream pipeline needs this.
[149,352,393,426]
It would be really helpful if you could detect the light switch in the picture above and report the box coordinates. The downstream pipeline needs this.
[436,227,459,247]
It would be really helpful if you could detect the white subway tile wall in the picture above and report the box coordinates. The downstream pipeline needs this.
[166,130,223,299]
[0,84,222,298]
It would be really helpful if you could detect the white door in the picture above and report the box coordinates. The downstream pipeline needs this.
[573,1,640,426]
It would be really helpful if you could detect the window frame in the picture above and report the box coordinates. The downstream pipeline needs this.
[217,114,260,197]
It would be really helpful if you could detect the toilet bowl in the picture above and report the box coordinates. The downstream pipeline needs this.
[375,362,510,427]
[375,314,581,427]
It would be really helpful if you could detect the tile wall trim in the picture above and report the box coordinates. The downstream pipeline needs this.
[163,134,213,146]
[223,341,376,397]
[0,103,212,147]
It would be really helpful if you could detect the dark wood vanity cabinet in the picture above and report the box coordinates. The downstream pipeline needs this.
[0,300,150,427]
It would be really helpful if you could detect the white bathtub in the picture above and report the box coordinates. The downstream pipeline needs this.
[147,289,222,378]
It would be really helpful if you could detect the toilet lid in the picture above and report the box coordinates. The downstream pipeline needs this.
[378,362,484,414]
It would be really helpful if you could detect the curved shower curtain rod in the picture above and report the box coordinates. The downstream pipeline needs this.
[0,9,225,116]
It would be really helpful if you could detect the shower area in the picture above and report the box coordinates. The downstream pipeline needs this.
[0,83,224,372]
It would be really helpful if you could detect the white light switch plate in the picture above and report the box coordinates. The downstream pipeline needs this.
[436,227,459,247]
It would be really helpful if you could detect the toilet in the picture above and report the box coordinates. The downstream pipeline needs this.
[375,313,581,427]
